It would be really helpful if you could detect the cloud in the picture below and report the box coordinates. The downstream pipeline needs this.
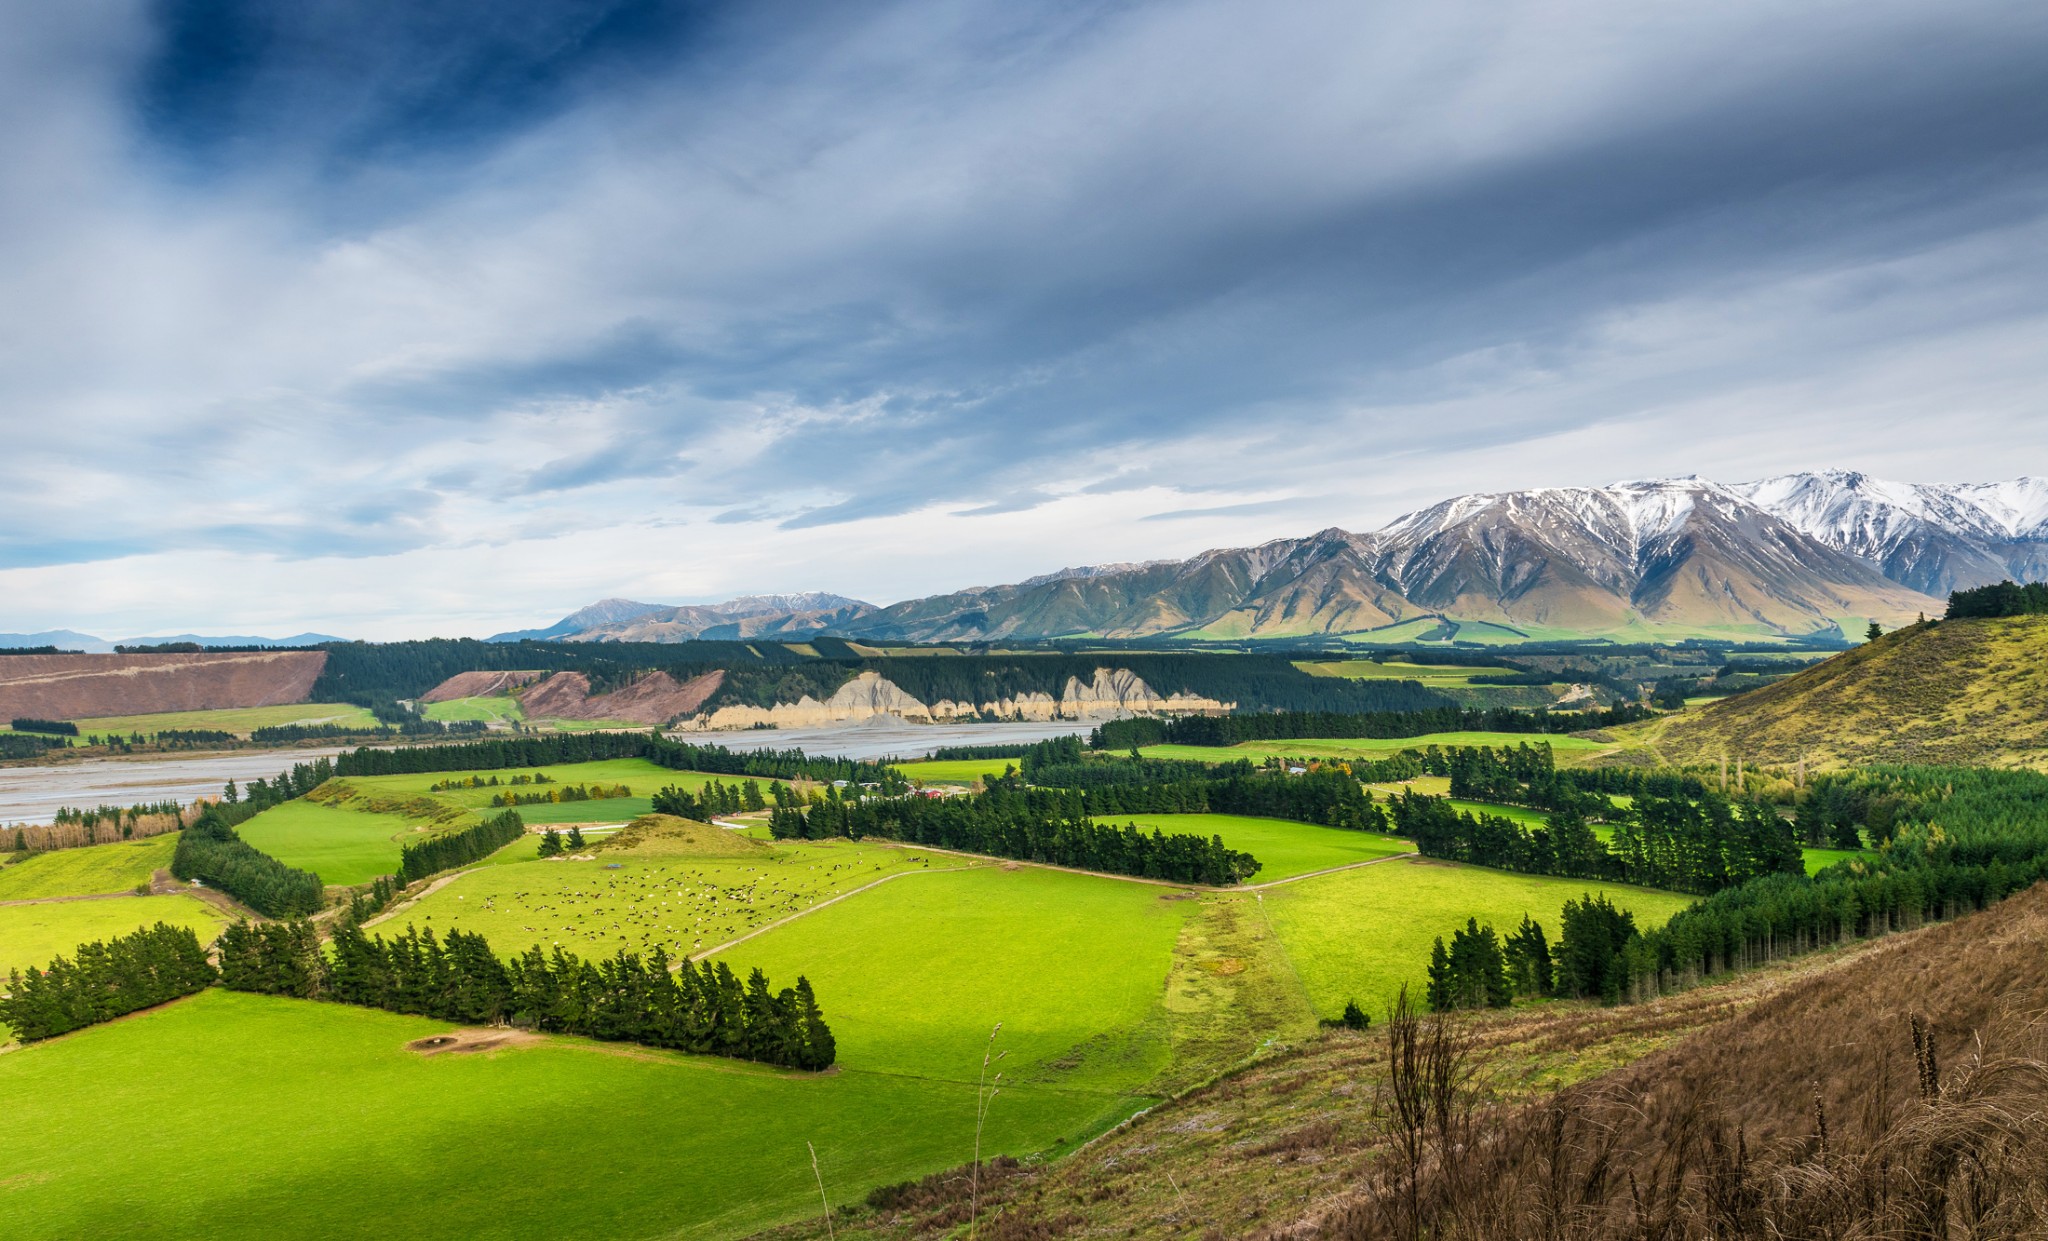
[1,0,2045,635]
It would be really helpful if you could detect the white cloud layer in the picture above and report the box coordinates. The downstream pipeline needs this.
[1,0,2044,637]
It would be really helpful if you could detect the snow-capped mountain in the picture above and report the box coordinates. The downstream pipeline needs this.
[516,472,2043,645]
[1732,471,2048,595]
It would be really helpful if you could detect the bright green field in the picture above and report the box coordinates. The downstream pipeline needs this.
[1259,856,1692,1019]
[0,989,1130,1241]
[390,836,968,961]
[0,836,179,900]
[0,894,227,978]
[1295,660,1504,686]
[896,757,1017,784]
[68,703,379,739]
[420,695,525,725]
[500,796,654,825]
[1803,847,1869,875]
[236,801,420,886]
[1100,813,1413,882]
[728,864,1195,1093]
[336,759,713,809]
[1139,731,1612,764]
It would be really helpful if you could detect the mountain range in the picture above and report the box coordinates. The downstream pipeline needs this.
[0,631,346,654]
[500,471,2048,646]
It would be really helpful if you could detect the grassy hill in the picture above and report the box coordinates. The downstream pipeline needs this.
[1613,615,2048,771]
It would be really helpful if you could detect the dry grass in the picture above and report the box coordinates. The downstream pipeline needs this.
[746,882,2048,1240]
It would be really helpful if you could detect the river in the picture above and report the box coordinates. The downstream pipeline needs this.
[0,748,351,825]
[0,719,1105,823]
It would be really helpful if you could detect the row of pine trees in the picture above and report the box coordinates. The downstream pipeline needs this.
[218,919,836,1070]
[0,923,216,1041]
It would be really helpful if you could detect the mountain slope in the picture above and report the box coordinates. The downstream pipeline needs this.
[1618,614,2048,769]
[514,472,2048,646]
[1733,470,2048,595]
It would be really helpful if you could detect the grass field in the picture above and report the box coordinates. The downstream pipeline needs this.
[500,796,655,825]
[0,989,1137,1241]
[896,757,1015,784]
[389,835,970,961]
[236,801,421,886]
[1101,813,1413,882]
[419,695,525,725]
[1259,856,1692,1018]
[1139,731,1613,764]
[67,703,379,739]
[1295,659,1507,686]
[0,835,180,900]
[335,758,712,808]
[0,893,227,978]
[727,864,1200,1093]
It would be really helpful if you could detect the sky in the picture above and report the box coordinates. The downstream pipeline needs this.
[4,0,2046,640]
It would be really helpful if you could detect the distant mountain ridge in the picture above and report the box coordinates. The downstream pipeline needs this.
[489,593,875,643]
[507,472,2048,646]
[0,630,344,654]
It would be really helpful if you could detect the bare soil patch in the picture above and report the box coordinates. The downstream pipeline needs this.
[406,1028,541,1057]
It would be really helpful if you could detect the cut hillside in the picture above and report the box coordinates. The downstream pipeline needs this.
[418,669,545,702]
[515,669,724,724]
[591,813,769,857]
[0,650,326,721]
[756,881,2048,1240]
[1619,615,2048,769]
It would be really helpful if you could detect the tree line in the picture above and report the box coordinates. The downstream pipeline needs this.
[1426,894,1638,1011]
[333,732,905,789]
[171,806,326,916]
[770,782,1261,885]
[0,923,216,1042]
[10,717,76,735]
[219,918,836,1070]
[651,779,769,820]
[1389,788,1803,895]
[1090,702,1652,750]
[1946,580,2048,618]
[397,811,526,883]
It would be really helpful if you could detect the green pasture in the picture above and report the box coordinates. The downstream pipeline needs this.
[0,835,180,900]
[1295,660,1505,686]
[236,801,420,886]
[1101,813,1413,882]
[419,695,524,726]
[1139,731,1612,764]
[499,796,654,825]
[389,836,968,961]
[1259,857,1692,1019]
[67,703,379,739]
[0,894,227,978]
[0,989,1136,1241]
[1801,846,1869,875]
[336,758,723,808]
[896,757,1016,785]
[727,864,1196,1093]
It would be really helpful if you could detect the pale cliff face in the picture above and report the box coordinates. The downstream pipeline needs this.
[670,668,1229,732]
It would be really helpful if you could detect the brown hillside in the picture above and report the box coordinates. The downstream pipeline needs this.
[1620,615,2048,770]
[517,669,724,724]
[419,669,546,702]
[0,651,325,720]
[758,883,2048,1240]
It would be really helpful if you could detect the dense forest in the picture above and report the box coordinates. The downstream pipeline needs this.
[220,919,836,1070]
[1946,579,2048,618]
[1091,702,1651,749]
[309,638,1454,716]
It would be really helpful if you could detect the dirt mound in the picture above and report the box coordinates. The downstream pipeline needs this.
[0,651,326,721]
[592,814,767,858]
[406,1029,540,1056]
[517,669,723,724]
[419,670,546,703]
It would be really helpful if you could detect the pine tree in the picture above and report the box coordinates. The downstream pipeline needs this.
[565,827,585,851]
[538,830,563,858]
